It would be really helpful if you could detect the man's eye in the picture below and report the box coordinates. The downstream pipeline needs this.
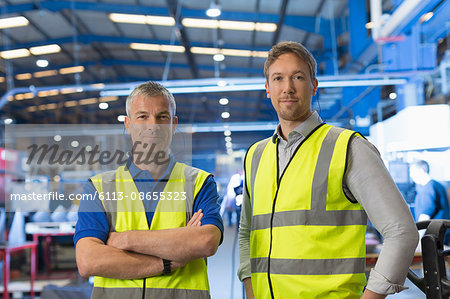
[273,76,282,81]
[295,75,303,80]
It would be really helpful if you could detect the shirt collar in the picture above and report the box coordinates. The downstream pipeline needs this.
[272,111,323,143]
[125,155,175,181]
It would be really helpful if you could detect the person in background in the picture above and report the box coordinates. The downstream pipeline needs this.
[74,81,223,298]
[410,159,450,246]
[238,41,419,299]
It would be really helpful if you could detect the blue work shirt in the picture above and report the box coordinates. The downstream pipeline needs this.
[414,180,450,220]
[74,157,223,245]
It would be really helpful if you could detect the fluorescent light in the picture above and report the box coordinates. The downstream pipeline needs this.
[182,18,218,29]
[213,54,225,62]
[79,98,98,105]
[23,92,34,99]
[219,20,255,31]
[109,13,175,26]
[146,15,175,26]
[221,112,230,119]
[221,48,252,57]
[0,48,30,59]
[191,46,267,58]
[36,59,49,68]
[15,73,32,80]
[219,98,229,105]
[130,43,185,53]
[117,115,126,122]
[0,16,29,29]
[99,96,118,102]
[33,70,58,78]
[182,18,277,32]
[59,66,85,74]
[64,100,78,107]
[61,88,78,94]
[109,13,147,24]
[99,102,109,110]
[29,44,61,55]
[14,93,33,100]
[37,89,59,97]
[160,45,185,52]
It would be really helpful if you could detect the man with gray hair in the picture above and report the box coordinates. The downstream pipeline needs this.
[75,81,223,298]
[238,41,419,298]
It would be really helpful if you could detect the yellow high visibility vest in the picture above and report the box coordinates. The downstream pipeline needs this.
[245,124,367,299]
[89,162,211,299]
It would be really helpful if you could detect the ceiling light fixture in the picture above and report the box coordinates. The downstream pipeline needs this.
[130,43,185,53]
[191,46,267,58]
[34,70,58,78]
[29,44,61,55]
[213,53,225,62]
[219,98,229,105]
[0,16,29,29]
[389,92,397,100]
[182,18,277,32]
[117,115,126,122]
[59,66,85,74]
[221,111,230,119]
[109,13,175,26]
[99,102,109,110]
[36,59,49,68]
[224,130,231,136]
[0,48,30,59]
[206,3,221,18]
[15,73,32,80]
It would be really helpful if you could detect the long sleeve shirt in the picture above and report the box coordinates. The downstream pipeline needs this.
[238,111,419,295]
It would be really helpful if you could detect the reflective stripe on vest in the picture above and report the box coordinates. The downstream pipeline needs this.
[245,124,367,299]
[90,162,211,299]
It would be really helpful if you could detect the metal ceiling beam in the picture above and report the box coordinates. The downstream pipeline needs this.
[166,0,198,78]
[271,0,289,45]
[302,0,327,46]
[0,34,272,52]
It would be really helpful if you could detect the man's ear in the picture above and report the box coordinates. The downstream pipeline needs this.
[172,116,178,134]
[312,78,318,96]
[265,81,270,99]
[124,116,131,134]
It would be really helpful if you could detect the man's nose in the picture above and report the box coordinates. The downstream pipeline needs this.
[282,79,295,94]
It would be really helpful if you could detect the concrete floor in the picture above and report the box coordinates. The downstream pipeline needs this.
[208,224,428,299]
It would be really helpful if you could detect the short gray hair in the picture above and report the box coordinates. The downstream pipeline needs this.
[264,41,317,83]
[126,81,176,116]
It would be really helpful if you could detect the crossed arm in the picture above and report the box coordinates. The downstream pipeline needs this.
[76,210,221,279]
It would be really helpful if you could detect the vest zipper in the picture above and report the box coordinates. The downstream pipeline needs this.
[266,124,325,299]
[142,278,146,299]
